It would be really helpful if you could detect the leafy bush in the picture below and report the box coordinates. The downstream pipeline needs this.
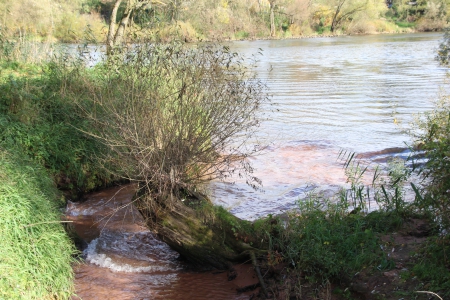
[0,61,113,194]
[259,196,386,285]
[156,21,201,43]
[0,149,76,299]
[234,30,250,40]
[411,32,450,229]
[415,18,446,32]
[54,12,105,43]
[437,29,450,66]
[395,20,416,28]
[411,93,450,231]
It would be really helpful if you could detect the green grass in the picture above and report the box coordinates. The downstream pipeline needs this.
[410,237,450,298]
[0,55,111,299]
[0,61,114,195]
[395,21,416,28]
[259,197,388,285]
[0,148,77,299]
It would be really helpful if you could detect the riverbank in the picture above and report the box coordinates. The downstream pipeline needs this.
[65,183,449,300]
[2,0,447,45]
[1,33,449,299]
[259,217,442,300]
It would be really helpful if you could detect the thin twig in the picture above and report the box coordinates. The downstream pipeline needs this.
[415,291,443,300]
[22,221,73,228]
[250,251,269,299]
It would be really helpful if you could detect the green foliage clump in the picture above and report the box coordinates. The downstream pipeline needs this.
[0,61,113,194]
[412,93,450,232]
[262,197,386,284]
[234,30,250,40]
[437,30,450,66]
[412,237,450,297]
[395,21,416,28]
[0,149,76,299]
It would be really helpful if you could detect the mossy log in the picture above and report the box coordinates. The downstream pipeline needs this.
[143,193,267,270]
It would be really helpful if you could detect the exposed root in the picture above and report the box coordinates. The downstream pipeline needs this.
[250,251,269,298]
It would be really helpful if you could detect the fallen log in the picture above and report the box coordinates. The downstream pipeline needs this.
[138,190,268,271]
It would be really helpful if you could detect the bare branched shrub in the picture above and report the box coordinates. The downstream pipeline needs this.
[73,42,268,202]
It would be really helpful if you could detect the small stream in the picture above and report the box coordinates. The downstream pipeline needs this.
[66,185,257,300]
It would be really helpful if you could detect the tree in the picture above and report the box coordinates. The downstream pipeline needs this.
[69,40,270,270]
[106,0,167,54]
[329,0,368,32]
[97,0,272,274]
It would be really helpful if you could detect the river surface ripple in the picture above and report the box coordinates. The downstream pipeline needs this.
[210,33,447,220]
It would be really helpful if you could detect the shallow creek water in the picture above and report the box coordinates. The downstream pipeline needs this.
[66,185,257,300]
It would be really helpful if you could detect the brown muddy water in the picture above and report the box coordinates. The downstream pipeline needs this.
[67,33,446,299]
[66,185,258,300]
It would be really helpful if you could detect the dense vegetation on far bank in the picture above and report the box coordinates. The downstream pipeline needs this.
[0,0,449,44]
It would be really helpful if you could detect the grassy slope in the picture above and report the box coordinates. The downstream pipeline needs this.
[0,60,105,299]
[0,149,76,299]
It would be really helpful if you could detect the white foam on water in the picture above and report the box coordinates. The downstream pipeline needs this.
[65,201,100,216]
[84,238,169,273]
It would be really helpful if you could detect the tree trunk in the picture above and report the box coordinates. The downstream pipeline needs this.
[331,0,345,33]
[113,0,134,49]
[107,0,123,55]
[269,1,276,37]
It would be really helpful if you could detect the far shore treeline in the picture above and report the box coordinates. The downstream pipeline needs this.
[0,0,449,44]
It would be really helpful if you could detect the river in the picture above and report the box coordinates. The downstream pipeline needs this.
[210,32,447,220]
[67,33,447,299]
